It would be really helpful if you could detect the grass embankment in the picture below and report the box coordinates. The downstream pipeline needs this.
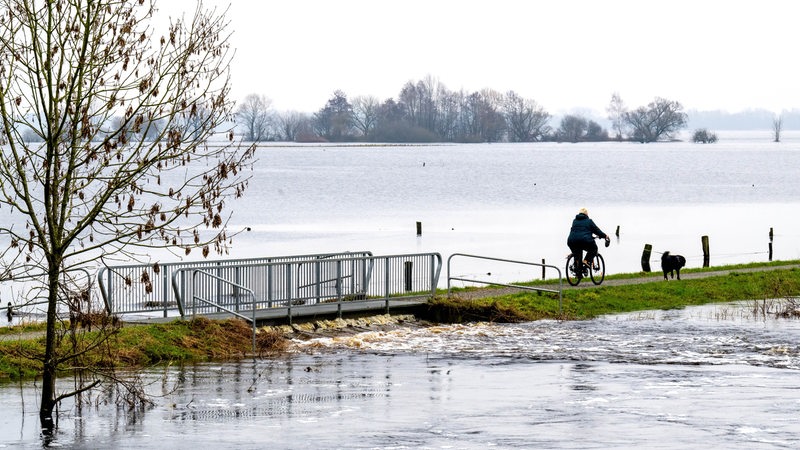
[426,262,800,322]
[1,262,799,381]
[0,317,286,381]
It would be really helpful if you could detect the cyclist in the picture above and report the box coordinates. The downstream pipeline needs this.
[567,208,610,273]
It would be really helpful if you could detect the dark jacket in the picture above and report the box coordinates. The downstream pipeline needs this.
[567,213,607,244]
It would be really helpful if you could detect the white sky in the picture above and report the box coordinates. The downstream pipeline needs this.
[165,0,800,115]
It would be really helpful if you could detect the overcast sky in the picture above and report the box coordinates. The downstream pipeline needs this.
[166,0,800,115]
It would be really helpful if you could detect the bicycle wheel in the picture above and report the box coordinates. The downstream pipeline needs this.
[565,254,581,286]
[590,253,605,285]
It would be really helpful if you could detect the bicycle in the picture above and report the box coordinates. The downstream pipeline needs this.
[565,236,608,286]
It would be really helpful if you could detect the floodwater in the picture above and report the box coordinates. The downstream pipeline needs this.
[224,135,800,282]
[2,301,799,448]
[3,135,800,312]
[2,136,800,447]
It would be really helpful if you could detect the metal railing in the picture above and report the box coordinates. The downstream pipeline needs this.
[172,252,442,320]
[446,253,563,313]
[1,265,94,315]
[97,251,372,317]
[188,270,257,353]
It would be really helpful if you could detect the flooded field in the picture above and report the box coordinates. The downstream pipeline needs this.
[1,300,798,448]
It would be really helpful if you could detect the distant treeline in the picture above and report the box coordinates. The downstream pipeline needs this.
[235,76,788,144]
[687,109,800,130]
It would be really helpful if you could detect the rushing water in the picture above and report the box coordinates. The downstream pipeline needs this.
[2,302,799,448]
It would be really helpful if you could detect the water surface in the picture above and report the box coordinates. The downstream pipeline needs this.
[226,139,800,282]
[2,301,798,448]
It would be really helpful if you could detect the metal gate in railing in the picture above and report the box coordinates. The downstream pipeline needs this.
[1,266,94,317]
[173,252,442,320]
[447,253,563,313]
[97,251,373,317]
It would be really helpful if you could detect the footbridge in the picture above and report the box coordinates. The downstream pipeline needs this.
[2,251,564,328]
[97,251,443,324]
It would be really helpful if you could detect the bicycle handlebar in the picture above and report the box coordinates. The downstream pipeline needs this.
[595,234,611,247]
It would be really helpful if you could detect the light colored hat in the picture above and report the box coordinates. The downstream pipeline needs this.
[579,208,588,215]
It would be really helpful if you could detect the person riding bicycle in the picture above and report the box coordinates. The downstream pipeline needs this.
[567,208,610,272]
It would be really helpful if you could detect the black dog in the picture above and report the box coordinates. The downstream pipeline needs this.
[661,251,686,280]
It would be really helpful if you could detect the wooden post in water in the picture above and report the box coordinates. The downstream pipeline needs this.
[701,235,710,267]
[615,225,620,237]
[404,261,413,291]
[769,227,774,261]
[641,244,652,272]
[416,221,422,236]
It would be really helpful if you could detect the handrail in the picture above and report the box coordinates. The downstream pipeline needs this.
[96,251,441,321]
[165,252,441,322]
[99,250,373,317]
[189,269,257,354]
[2,265,94,310]
[446,253,563,313]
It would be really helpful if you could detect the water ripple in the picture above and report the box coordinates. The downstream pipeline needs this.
[293,302,800,370]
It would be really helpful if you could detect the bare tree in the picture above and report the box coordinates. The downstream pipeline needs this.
[606,92,627,141]
[276,110,309,142]
[556,115,607,142]
[313,90,354,141]
[773,115,783,142]
[435,89,462,141]
[236,94,274,142]
[0,0,253,429]
[503,91,551,142]
[461,89,506,142]
[623,97,687,143]
[351,95,380,140]
[558,115,589,142]
[692,128,718,143]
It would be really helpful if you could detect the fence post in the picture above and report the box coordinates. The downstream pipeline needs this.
[286,263,293,326]
[769,227,774,261]
[701,235,710,267]
[107,269,114,315]
[641,244,652,272]
[384,258,391,311]
[404,261,413,291]
[162,268,169,318]
[541,258,546,280]
[416,221,422,236]
[336,260,342,319]
[267,260,273,308]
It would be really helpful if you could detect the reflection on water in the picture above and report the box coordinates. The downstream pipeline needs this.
[1,302,799,448]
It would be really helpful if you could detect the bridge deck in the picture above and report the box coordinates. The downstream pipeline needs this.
[123,297,429,325]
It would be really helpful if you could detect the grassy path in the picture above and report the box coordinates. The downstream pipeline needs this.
[450,263,800,300]
[433,261,800,322]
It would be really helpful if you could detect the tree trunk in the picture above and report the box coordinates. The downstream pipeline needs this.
[39,264,60,430]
